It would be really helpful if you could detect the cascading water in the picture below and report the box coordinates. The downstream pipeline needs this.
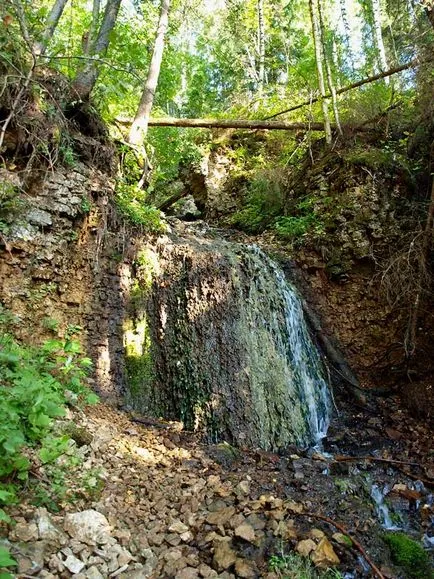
[125,232,330,451]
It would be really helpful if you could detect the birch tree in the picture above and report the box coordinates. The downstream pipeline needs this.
[128,0,171,146]
[318,0,342,135]
[257,0,265,96]
[371,0,389,82]
[72,0,122,100]
[309,0,332,145]
[34,0,69,55]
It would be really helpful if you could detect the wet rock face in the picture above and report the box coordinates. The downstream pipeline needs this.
[126,233,329,450]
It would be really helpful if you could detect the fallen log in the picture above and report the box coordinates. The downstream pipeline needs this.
[265,58,423,120]
[146,118,372,132]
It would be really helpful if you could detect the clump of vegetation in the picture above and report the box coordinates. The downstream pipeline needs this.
[115,180,166,232]
[0,181,25,234]
[384,532,433,579]
[269,552,342,578]
[0,308,98,520]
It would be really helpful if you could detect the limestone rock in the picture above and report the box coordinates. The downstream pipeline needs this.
[234,558,256,578]
[310,538,340,568]
[213,541,237,571]
[206,507,236,526]
[37,508,67,546]
[234,523,256,543]
[64,554,85,574]
[85,567,105,579]
[64,510,111,545]
[13,520,38,542]
[296,539,316,557]
[332,532,353,547]
[176,567,200,579]
[169,520,189,534]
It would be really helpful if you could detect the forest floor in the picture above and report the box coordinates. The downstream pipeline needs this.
[2,395,433,579]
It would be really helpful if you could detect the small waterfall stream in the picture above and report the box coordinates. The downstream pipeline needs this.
[125,232,330,450]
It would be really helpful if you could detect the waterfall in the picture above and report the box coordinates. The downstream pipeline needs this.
[125,234,331,451]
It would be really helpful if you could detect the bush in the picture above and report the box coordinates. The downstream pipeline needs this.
[115,180,166,232]
[0,311,98,519]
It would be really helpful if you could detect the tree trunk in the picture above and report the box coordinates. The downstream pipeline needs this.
[309,0,332,145]
[145,117,371,131]
[265,57,422,120]
[339,0,355,73]
[318,0,342,135]
[371,0,389,82]
[257,0,265,96]
[83,0,101,55]
[128,0,171,146]
[34,0,69,55]
[72,0,122,100]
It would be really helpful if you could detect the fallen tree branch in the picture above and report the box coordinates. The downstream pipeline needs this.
[146,118,372,131]
[300,512,385,579]
[265,58,422,120]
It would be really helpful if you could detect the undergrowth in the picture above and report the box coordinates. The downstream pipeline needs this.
[269,552,343,578]
[115,180,166,232]
[0,308,98,523]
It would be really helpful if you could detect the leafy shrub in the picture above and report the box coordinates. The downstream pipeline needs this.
[384,532,433,579]
[115,181,166,232]
[0,312,98,516]
[229,172,285,233]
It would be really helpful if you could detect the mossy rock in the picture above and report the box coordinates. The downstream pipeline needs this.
[384,532,433,579]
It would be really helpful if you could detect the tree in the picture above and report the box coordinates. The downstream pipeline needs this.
[318,0,342,135]
[371,0,389,82]
[34,0,69,56]
[257,0,265,96]
[309,0,332,145]
[72,0,122,100]
[128,0,171,146]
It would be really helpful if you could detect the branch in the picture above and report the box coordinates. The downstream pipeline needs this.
[300,512,385,579]
[264,58,423,120]
[38,55,144,83]
[146,118,372,132]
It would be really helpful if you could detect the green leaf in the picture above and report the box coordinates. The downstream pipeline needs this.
[0,509,11,523]
[0,546,16,568]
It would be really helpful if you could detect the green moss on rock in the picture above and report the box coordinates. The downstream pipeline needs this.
[384,532,433,579]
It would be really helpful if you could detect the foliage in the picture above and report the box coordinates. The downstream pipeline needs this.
[229,170,286,234]
[0,309,98,509]
[269,551,342,578]
[0,181,24,234]
[384,532,433,579]
[115,180,166,232]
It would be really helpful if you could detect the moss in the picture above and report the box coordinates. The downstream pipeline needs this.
[124,317,154,404]
[384,532,433,579]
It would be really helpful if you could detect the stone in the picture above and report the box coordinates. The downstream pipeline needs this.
[296,539,316,557]
[234,559,256,578]
[169,520,189,534]
[176,567,200,579]
[64,554,85,574]
[36,508,67,546]
[198,563,218,577]
[310,538,340,568]
[27,208,53,227]
[14,521,38,542]
[332,532,353,547]
[310,528,326,541]
[234,523,256,543]
[64,510,111,545]
[213,541,237,571]
[206,507,236,526]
